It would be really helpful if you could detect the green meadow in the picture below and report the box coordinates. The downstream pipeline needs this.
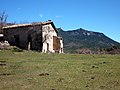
[0,50,120,90]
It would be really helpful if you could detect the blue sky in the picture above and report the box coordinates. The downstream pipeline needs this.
[0,0,120,42]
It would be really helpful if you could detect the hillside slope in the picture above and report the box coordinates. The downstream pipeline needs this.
[58,28,120,53]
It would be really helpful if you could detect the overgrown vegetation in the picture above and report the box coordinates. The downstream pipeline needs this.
[0,50,120,90]
[99,45,120,54]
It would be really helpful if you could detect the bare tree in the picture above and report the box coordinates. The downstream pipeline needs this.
[0,11,8,33]
[42,26,51,43]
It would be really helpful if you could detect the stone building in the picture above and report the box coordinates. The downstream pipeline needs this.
[3,20,63,53]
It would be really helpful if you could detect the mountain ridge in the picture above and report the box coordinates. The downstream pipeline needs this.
[57,28,120,53]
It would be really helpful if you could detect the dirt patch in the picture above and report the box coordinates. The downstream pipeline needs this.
[92,61,109,68]
[91,76,95,80]
[39,73,49,76]
[0,61,6,63]
[92,65,98,68]
[0,63,6,66]
[51,89,55,90]
[0,61,7,66]
[0,73,12,76]
[82,70,87,72]
[95,61,109,65]
[86,85,89,87]
[92,66,95,68]
[99,86,106,89]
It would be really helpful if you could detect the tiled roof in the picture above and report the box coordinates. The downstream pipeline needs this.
[3,21,53,29]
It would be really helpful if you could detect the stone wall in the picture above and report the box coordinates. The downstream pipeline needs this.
[42,24,58,53]
[3,21,63,53]
[3,25,42,51]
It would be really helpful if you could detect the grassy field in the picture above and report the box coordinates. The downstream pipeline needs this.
[0,50,120,90]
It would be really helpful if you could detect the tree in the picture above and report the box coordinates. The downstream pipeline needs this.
[0,11,8,33]
[42,26,51,43]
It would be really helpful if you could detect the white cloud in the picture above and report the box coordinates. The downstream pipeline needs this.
[39,14,43,18]
[55,15,63,18]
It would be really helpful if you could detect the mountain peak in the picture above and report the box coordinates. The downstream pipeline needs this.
[76,28,103,35]
[59,28,104,37]
[57,28,120,53]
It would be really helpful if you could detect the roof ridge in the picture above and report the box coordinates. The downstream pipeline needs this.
[3,20,53,29]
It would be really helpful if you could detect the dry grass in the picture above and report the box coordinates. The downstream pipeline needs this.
[0,50,120,90]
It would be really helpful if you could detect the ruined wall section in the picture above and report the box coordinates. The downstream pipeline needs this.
[3,25,42,51]
[4,26,30,49]
[29,25,42,51]
[42,24,57,53]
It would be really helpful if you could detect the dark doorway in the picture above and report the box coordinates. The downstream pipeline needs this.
[47,43,49,52]
[14,35,20,47]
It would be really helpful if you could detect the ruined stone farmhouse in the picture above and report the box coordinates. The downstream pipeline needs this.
[3,20,63,53]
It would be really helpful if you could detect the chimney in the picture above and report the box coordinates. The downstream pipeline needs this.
[48,20,52,22]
